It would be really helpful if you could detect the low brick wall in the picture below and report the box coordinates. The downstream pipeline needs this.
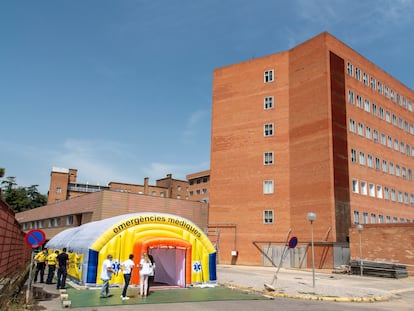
[349,224,414,275]
[0,198,32,309]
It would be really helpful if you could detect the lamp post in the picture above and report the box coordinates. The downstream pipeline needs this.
[357,224,364,277]
[307,212,316,288]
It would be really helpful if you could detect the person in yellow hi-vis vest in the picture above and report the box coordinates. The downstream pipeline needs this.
[46,250,59,284]
[34,249,48,283]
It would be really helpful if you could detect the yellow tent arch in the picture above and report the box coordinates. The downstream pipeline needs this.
[46,213,217,287]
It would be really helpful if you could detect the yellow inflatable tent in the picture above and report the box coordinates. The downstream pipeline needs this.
[46,212,216,287]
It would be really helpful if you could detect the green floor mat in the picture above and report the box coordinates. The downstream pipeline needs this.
[66,286,268,308]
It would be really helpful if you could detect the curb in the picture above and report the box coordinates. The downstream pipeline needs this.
[219,282,391,303]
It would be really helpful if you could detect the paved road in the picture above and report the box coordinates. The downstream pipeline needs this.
[35,264,414,311]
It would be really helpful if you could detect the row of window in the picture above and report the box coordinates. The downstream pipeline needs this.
[189,176,209,185]
[347,62,413,113]
[22,216,74,230]
[353,210,412,225]
[350,148,413,181]
[262,208,414,226]
[352,178,414,205]
[348,89,414,137]
[189,188,208,196]
[349,119,414,159]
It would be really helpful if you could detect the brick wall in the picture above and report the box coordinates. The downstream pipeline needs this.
[0,197,32,310]
[349,224,414,274]
[0,199,31,277]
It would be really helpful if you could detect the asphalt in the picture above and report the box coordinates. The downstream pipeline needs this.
[31,264,414,309]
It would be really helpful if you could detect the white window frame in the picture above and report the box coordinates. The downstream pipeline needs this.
[376,185,383,199]
[361,181,367,195]
[367,154,373,168]
[264,151,274,165]
[263,180,274,194]
[264,70,274,83]
[348,90,354,104]
[353,210,360,224]
[382,160,388,173]
[384,187,390,200]
[355,67,361,81]
[347,62,354,76]
[264,96,274,110]
[370,76,376,90]
[365,126,372,139]
[263,210,274,224]
[389,162,394,175]
[359,151,365,165]
[380,133,386,145]
[356,95,363,108]
[363,72,369,86]
[352,179,359,193]
[351,149,357,163]
[264,123,274,137]
[363,212,369,224]
[364,99,370,112]
[358,123,364,136]
[349,119,356,133]
[369,183,375,197]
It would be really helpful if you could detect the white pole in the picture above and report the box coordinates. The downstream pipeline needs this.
[26,249,35,304]
[311,222,315,288]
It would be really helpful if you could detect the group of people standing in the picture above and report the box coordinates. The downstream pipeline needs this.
[100,252,155,300]
[33,247,69,290]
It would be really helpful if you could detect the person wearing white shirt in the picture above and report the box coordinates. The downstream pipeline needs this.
[99,254,115,298]
[120,254,135,300]
[139,253,153,297]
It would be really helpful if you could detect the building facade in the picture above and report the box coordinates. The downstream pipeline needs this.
[17,190,209,241]
[209,32,414,267]
[47,167,191,205]
[186,170,210,202]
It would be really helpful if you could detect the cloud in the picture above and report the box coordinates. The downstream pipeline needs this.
[51,139,137,186]
[181,109,210,144]
[292,0,414,44]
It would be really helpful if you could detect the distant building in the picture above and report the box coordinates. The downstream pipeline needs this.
[47,167,193,205]
[16,190,208,241]
[186,170,210,202]
[209,32,414,267]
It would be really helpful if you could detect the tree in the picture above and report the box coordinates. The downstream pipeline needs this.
[0,176,47,212]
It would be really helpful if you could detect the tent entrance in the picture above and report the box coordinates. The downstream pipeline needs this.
[149,246,186,288]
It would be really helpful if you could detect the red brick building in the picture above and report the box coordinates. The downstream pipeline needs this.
[16,190,208,241]
[47,167,190,205]
[186,170,210,202]
[209,32,414,268]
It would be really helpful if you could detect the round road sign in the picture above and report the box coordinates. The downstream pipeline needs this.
[25,229,46,248]
[288,236,298,248]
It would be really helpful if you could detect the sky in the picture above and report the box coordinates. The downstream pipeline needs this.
[1,0,413,194]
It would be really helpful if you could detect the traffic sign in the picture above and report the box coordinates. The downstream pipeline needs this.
[288,236,298,248]
[25,229,46,248]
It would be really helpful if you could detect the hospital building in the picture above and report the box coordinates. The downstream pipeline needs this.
[208,32,414,267]
[15,32,414,271]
